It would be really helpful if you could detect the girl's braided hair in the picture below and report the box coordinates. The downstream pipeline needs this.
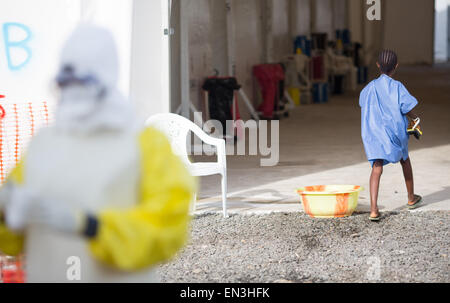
[378,49,398,74]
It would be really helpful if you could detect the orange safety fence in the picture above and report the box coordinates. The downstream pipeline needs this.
[0,95,55,283]
[0,95,54,184]
[0,255,26,283]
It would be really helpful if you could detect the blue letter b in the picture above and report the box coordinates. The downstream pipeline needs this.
[3,22,32,71]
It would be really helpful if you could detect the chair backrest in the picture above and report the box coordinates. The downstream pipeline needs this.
[146,113,218,165]
[145,113,192,164]
[147,113,227,180]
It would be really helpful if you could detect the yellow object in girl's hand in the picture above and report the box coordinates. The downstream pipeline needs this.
[407,118,423,140]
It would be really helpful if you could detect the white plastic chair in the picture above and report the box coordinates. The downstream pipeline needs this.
[146,113,228,218]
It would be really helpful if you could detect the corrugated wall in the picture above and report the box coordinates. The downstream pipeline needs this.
[347,0,435,66]
[233,0,265,117]
[171,0,349,119]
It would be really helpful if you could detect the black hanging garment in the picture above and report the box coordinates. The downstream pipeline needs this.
[202,77,241,136]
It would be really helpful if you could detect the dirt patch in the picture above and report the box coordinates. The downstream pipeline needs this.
[159,211,450,283]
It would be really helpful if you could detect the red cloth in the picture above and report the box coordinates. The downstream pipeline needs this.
[253,64,285,118]
[311,55,325,81]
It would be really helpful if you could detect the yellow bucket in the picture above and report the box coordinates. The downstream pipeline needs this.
[287,87,301,106]
[297,185,363,218]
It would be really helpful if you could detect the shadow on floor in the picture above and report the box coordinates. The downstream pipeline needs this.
[391,186,450,211]
[421,187,450,207]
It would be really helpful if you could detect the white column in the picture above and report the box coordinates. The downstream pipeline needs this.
[262,0,274,63]
[130,0,171,120]
[225,0,236,76]
[179,0,190,118]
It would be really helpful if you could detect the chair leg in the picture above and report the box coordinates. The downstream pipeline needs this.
[221,174,228,218]
[190,193,197,215]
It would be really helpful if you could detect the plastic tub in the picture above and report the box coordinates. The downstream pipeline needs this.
[297,185,363,218]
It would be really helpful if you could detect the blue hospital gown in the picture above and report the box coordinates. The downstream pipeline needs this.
[359,74,418,166]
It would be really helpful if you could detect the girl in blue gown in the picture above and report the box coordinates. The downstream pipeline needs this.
[359,50,423,221]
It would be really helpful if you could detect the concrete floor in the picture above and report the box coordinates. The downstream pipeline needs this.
[193,64,450,215]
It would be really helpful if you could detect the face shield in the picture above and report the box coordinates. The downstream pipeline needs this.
[55,24,135,134]
[56,64,106,121]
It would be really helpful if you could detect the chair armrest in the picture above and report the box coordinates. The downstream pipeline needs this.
[191,123,227,167]
[190,123,225,147]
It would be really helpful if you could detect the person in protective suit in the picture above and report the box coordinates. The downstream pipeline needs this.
[0,24,196,283]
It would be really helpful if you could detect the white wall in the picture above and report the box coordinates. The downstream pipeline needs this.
[347,0,435,66]
[169,0,354,120]
[173,0,300,119]
[209,0,229,76]
[332,0,347,30]
[0,0,80,102]
[124,0,435,122]
[383,0,434,65]
[290,0,311,37]
[314,0,333,37]
[0,0,173,120]
[80,0,133,96]
[435,0,450,62]
[232,0,265,118]
[312,0,347,41]
[130,0,170,119]
[272,0,291,61]
[186,0,213,114]
[347,0,364,44]
[0,0,133,102]
[171,0,267,119]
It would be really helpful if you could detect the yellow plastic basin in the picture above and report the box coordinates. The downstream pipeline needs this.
[297,185,363,218]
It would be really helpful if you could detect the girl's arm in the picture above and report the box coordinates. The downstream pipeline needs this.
[406,109,419,121]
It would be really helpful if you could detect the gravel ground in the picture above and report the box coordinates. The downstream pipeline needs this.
[159,211,449,283]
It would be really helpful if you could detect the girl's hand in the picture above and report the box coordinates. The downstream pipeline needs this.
[407,117,422,140]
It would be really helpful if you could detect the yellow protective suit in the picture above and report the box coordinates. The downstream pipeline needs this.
[0,127,196,281]
[0,164,25,256]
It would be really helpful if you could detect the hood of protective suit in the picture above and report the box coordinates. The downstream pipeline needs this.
[55,24,136,134]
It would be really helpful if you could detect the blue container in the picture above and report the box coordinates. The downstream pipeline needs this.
[336,29,351,46]
[294,35,311,57]
[332,75,345,95]
[342,29,351,45]
[336,30,343,41]
[304,40,311,57]
[313,82,329,103]
[294,36,303,54]
[358,66,368,84]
